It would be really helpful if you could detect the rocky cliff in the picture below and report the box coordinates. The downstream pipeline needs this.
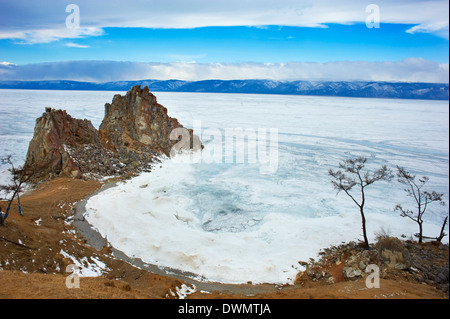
[99,85,200,156]
[23,85,201,182]
[24,108,102,180]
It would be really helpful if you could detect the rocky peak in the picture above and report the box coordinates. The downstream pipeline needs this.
[24,107,101,181]
[100,85,195,156]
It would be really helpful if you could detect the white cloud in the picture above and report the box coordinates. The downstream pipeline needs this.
[0,62,17,67]
[406,21,450,39]
[0,0,448,43]
[66,42,90,48]
[0,59,448,83]
[0,27,104,44]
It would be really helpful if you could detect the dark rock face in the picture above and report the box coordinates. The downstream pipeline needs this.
[406,241,449,292]
[23,86,201,182]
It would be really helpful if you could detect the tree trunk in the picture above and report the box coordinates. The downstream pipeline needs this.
[418,221,423,243]
[437,217,448,242]
[360,206,369,248]
[360,185,369,248]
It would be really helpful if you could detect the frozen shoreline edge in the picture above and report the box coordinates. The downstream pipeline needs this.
[73,177,283,295]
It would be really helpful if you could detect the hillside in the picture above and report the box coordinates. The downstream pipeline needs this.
[0,79,448,100]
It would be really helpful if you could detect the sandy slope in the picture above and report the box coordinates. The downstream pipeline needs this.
[0,178,448,299]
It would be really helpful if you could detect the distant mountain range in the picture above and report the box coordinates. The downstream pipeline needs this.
[0,79,448,100]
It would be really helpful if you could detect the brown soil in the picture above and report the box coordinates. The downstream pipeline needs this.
[1,178,448,299]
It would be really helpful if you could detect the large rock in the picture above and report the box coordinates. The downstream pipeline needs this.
[376,237,411,270]
[99,85,201,156]
[23,86,201,182]
[24,108,101,180]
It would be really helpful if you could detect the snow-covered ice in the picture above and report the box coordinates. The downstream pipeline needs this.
[1,89,448,284]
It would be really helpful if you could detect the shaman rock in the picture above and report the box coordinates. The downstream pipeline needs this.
[23,86,202,182]
[24,108,101,180]
[99,85,201,156]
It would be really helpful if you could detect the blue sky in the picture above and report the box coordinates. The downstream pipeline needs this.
[0,0,448,82]
[2,24,449,64]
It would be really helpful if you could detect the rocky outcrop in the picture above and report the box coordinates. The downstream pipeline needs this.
[406,241,449,292]
[99,85,201,156]
[23,86,201,182]
[24,108,102,180]
[296,237,449,293]
[376,236,411,270]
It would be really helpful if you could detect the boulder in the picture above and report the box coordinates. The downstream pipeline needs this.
[376,237,411,270]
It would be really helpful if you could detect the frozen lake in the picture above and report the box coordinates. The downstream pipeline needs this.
[0,89,448,284]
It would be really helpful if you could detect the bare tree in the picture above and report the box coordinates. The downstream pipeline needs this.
[436,216,448,242]
[394,166,446,243]
[0,155,32,226]
[329,156,393,248]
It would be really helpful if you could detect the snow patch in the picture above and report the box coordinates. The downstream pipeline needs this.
[59,249,109,277]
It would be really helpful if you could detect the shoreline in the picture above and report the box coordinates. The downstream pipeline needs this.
[74,162,448,296]
[1,176,447,299]
[73,177,284,296]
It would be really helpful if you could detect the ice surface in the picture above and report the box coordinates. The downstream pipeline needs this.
[1,89,448,284]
